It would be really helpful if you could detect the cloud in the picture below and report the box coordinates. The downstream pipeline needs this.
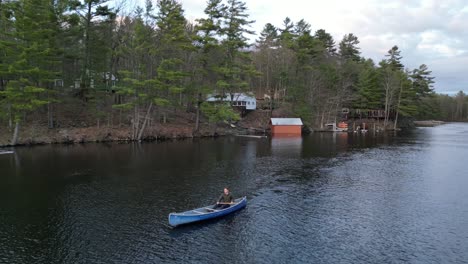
[134,0,468,93]
[247,0,468,93]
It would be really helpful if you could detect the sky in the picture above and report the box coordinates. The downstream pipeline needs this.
[127,0,468,95]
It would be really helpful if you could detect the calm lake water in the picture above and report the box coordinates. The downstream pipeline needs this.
[1,123,468,263]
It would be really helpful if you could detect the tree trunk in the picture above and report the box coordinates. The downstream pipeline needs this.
[119,109,122,128]
[195,93,201,132]
[8,105,12,130]
[11,121,20,145]
[384,81,390,129]
[393,82,403,130]
[137,102,153,141]
[47,102,54,129]
[320,112,325,129]
[132,105,137,140]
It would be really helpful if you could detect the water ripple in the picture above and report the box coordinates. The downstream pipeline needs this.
[1,124,468,263]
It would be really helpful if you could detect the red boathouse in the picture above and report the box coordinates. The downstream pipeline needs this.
[270,118,303,136]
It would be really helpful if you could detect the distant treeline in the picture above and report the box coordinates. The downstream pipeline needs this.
[0,0,458,144]
[427,92,468,122]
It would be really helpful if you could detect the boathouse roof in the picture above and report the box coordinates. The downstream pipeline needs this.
[270,118,303,126]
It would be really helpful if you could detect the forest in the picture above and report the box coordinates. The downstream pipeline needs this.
[1,0,467,145]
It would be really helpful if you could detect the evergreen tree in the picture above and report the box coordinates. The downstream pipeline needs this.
[394,69,417,129]
[379,45,406,129]
[354,59,382,110]
[314,29,336,55]
[0,0,61,144]
[155,0,192,108]
[112,11,157,140]
[0,0,15,93]
[278,17,295,47]
[71,0,115,98]
[411,64,435,118]
[257,23,278,48]
[293,19,322,64]
[339,33,361,62]
[217,0,256,97]
[411,64,435,98]
[193,0,226,130]
[385,45,404,70]
[255,23,279,114]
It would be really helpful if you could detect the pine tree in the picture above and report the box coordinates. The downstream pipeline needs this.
[339,33,361,62]
[193,0,227,130]
[155,0,192,109]
[393,70,417,129]
[354,59,382,110]
[314,29,336,55]
[411,64,435,98]
[278,17,295,47]
[385,45,404,70]
[255,23,279,114]
[0,0,16,93]
[217,0,256,97]
[411,64,435,118]
[0,0,61,144]
[70,0,115,98]
[112,10,157,140]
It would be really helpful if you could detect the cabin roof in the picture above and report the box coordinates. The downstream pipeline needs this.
[206,93,255,102]
[270,118,303,126]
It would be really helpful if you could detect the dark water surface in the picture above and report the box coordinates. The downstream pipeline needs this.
[1,123,468,263]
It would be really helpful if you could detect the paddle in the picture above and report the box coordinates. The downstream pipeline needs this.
[206,202,235,212]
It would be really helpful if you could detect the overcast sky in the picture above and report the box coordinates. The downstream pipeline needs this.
[128,0,468,94]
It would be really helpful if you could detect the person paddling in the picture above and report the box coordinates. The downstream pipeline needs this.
[214,187,234,209]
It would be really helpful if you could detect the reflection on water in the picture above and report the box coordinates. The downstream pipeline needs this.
[271,136,302,157]
[1,124,468,263]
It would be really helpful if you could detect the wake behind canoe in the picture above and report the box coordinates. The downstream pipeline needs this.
[168,197,247,227]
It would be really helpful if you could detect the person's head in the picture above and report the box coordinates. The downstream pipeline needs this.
[224,187,229,195]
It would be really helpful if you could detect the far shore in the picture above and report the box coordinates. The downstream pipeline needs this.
[0,118,455,148]
[413,120,445,127]
[0,125,232,148]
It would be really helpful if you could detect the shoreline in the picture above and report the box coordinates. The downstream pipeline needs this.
[413,120,445,127]
[2,119,451,148]
[0,124,233,148]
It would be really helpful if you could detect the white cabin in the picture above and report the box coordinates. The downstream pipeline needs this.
[206,93,256,110]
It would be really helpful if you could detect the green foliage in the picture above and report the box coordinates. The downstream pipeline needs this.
[215,0,257,94]
[397,71,418,117]
[0,0,59,129]
[339,33,361,61]
[0,80,48,121]
[385,46,404,70]
[354,60,382,109]
[314,29,336,55]
[0,0,448,137]
[200,102,240,123]
[257,23,278,48]
[154,98,170,107]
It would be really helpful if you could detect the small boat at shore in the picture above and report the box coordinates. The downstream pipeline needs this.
[168,197,247,227]
[0,150,14,155]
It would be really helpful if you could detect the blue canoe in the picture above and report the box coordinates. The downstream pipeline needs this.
[168,197,247,227]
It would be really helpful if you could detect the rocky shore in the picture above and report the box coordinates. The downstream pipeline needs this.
[0,124,235,147]
[0,110,275,147]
